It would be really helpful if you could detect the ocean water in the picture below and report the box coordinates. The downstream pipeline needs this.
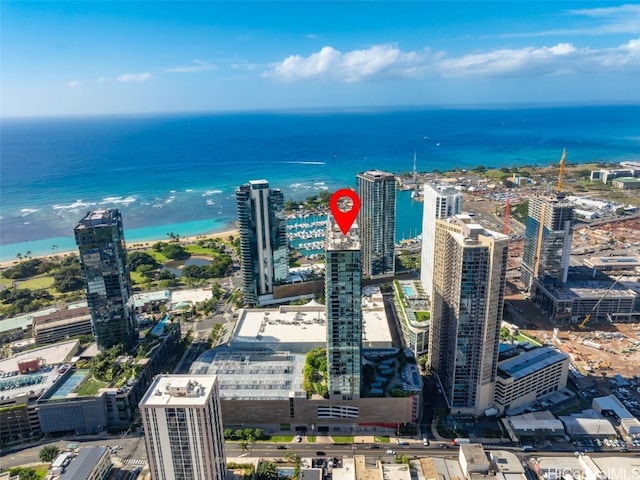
[1,105,639,261]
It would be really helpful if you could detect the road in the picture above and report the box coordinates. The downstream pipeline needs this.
[3,434,639,472]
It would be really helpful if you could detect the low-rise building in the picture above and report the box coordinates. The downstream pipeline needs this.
[48,446,111,480]
[190,346,421,431]
[612,177,640,189]
[533,278,638,326]
[32,307,93,345]
[36,322,180,435]
[0,340,79,446]
[590,168,640,184]
[495,346,569,414]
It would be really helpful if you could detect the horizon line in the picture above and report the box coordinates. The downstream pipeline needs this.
[2,100,639,121]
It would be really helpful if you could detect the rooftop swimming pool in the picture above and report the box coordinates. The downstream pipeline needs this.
[150,314,170,337]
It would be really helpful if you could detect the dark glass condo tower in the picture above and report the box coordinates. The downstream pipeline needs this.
[325,218,362,400]
[356,170,396,277]
[74,209,136,351]
[236,180,288,305]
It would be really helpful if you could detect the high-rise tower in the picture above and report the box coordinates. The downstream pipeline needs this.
[521,195,574,292]
[428,215,508,415]
[74,209,136,351]
[140,375,226,480]
[236,180,288,305]
[420,183,463,298]
[356,170,396,277]
[325,218,362,400]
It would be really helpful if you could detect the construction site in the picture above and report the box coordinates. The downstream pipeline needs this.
[455,154,640,389]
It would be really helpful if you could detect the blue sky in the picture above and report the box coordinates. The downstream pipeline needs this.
[2,1,640,116]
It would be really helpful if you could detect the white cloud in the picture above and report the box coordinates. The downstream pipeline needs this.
[66,80,81,88]
[438,39,640,77]
[116,72,152,82]
[165,60,217,73]
[263,39,640,82]
[262,44,429,82]
[99,73,153,83]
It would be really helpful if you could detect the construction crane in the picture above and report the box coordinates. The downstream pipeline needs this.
[557,148,567,193]
[578,274,623,329]
[503,198,511,235]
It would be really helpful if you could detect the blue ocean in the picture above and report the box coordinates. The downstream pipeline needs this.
[1,105,639,261]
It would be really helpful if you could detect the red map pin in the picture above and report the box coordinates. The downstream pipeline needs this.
[330,188,361,235]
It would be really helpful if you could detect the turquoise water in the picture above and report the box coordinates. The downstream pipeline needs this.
[2,106,638,261]
[277,467,295,478]
[150,314,171,337]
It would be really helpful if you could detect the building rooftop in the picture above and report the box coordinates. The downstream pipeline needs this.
[592,395,635,419]
[380,463,411,480]
[75,209,119,228]
[332,457,356,480]
[358,170,395,180]
[541,279,637,301]
[613,177,640,183]
[584,256,640,269]
[326,218,360,250]
[0,339,79,375]
[497,346,568,381]
[190,348,305,400]
[140,374,218,407]
[460,444,490,471]
[131,290,171,309]
[505,411,565,432]
[559,416,616,436]
[56,446,108,480]
[231,297,392,352]
[489,451,523,474]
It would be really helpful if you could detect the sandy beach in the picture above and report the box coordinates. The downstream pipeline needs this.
[0,228,239,271]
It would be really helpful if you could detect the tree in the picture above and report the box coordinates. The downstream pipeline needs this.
[9,468,38,480]
[128,251,160,270]
[162,243,189,260]
[39,445,60,462]
[256,461,279,480]
[53,263,84,293]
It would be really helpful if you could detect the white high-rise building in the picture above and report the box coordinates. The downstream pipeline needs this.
[428,215,508,416]
[140,375,226,480]
[420,183,463,298]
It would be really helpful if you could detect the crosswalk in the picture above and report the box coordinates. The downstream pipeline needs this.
[125,458,147,466]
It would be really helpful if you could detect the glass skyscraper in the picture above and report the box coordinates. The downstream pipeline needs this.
[325,218,362,400]
[521,194,574,292]
[74,209,136,351]
[356,170,396,277]
[236,180,288,305]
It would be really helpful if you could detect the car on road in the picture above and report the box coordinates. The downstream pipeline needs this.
[315,451,326,456]
[386,450,396,455]
[367,444,380,449]
[423,438,430,446]
[277,445,287,450]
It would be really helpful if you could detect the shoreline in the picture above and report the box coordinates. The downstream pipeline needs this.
[0,228,239,270]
